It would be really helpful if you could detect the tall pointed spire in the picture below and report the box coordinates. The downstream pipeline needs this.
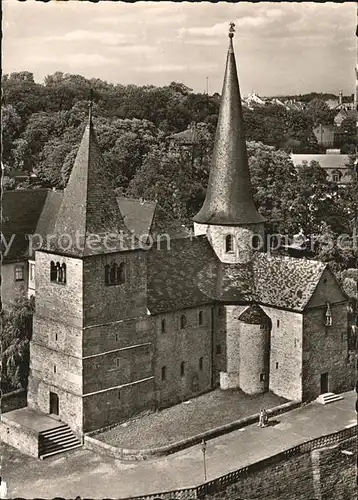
[193,24,264,226]
[50,104,135,256]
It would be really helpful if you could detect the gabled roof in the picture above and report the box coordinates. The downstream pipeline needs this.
[253,253,326,311]
[1,189,49,262]
[146,234,329,315]
[291,154,350,170]
[29,190,63,259]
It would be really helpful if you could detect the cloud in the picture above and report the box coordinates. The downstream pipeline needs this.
[31,53,114,68]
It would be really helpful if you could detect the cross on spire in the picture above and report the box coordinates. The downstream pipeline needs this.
[229,22,235,39]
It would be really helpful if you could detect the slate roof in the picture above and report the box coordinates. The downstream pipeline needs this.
[193,35,264,226]
[49,114,137,257]
[146,239,328,314]
[239,303,270,324]
[147,235,216,315]
[1,189,49,262]
[252,252,326,311]
[29,190,64,259]
[117,198,189,241]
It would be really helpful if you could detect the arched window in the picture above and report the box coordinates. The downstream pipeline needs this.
[60,263,66,284]
[251,235,262,251]
[180,315,187,329]
[225,234,234,253]
[56,262,61,282]
[161,366,166,381]
[161,319,166,334]
[180,361,185,377]
[109,263,117,284]
[118,262,126,284]
[198,311,203,326]
[50,261,57,281]
[199,357,203,371]
[104,264,110,285]
[325,301,332,327]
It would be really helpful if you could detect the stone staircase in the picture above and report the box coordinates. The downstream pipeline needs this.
[39,423,82,459]
[316,392,344,405]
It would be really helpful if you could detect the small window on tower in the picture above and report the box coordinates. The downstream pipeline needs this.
[216,344,222,355]
[260,373,265,382]
[277,319,280,328]
[325,302,332,327]
[180,315,187,329]
[53,365,57,374]
[161,319,166,334]
[198,311,203,326]
[275,362,279,370]
[116,358,120,368]
[161,366,166,381]
[225,234,234,253]
[199,357,203,371]
[180,361,185,377]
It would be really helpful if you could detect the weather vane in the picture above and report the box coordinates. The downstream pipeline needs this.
[229,22,235,38]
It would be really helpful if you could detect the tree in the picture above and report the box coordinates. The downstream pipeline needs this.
[1,296,35,393]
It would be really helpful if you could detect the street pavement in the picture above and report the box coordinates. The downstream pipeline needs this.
[1,391,356,499]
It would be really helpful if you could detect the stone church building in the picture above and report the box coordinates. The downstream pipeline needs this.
[2,32,355,438]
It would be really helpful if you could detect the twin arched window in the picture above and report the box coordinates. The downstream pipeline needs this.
[50,261,66,284]
[105,262,126,286]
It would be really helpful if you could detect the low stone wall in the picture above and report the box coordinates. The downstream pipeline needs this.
[0,415,38,458]
[118,426,356,500]
[1,389,27,414]
[84,400,301,461]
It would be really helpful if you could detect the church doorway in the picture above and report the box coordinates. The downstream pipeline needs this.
[49,391,59,415]
[320,372,329,394]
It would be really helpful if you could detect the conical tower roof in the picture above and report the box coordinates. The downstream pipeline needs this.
[193,26,265,226]
[48,105,137,257]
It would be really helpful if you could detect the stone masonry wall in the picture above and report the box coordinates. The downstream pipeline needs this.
[302,269,354,400]
[302,303,355,401]
[82,251,147,327]
[212,305,227,386]
[154,306,213,409]
[27,377,83,435]
[83,377,155,432]
[261,306,303,401]
[34,251,83,327]
[83,342,152,394]
[202,223,265,264]
[82,251,155,430]
[30,343,82,395]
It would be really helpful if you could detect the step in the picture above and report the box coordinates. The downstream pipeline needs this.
[41,430,74,441]
[39,443,82,460]
[40,424,67,436]
[39,436,80,451]
[40,426,69,438]
[316,392,344,405]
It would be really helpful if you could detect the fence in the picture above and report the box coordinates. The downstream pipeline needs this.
[121,425,357,500]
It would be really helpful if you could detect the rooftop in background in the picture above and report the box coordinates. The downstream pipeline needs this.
[291,154,350,170]
[291,154,352,185]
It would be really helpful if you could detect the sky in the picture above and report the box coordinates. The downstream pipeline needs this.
[2,1,356,97]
